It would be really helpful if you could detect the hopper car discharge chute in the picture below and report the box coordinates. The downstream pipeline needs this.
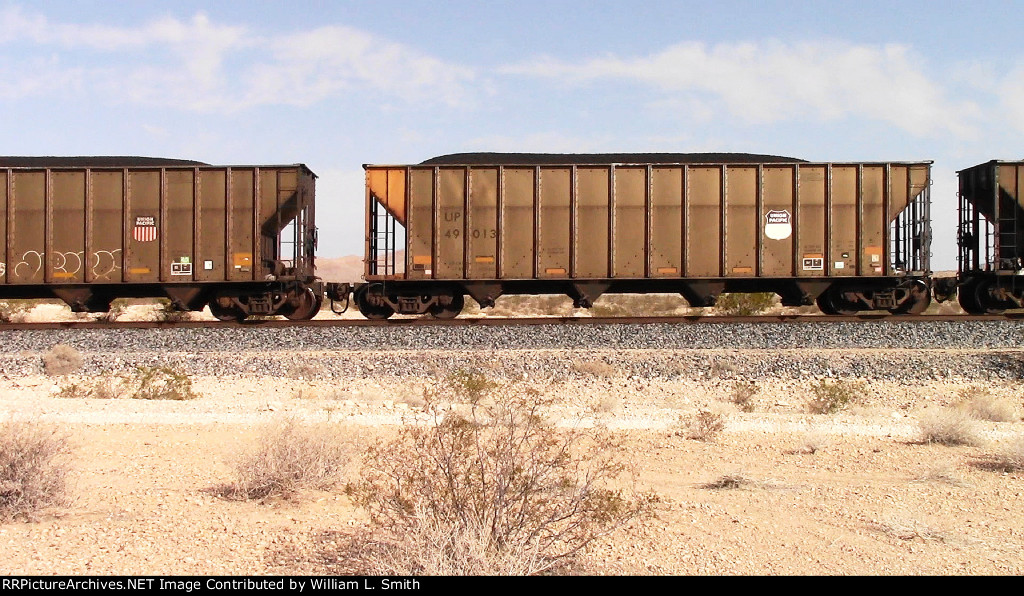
[337,153,933,319]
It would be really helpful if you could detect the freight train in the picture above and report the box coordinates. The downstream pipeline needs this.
[0,153,1020,320]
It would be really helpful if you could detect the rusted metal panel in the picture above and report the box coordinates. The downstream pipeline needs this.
[574,167,609,278]
[0,171,6,284]
[48,171,86,284]
[467,168,498,279]
[196,170,226,283]
[726,165,757,276]
[406,168,434,279]
[761,166,794,277]
[165,170,195,283]
[862,165,886,276]
[501,168,534,279]
[796,165,826,278]
[90,170,124,283]
[613,166,645,278]
[650,167,682,276]
[228,168,255,281]
[538,167,571,277]
[829,166,857,275]
[126,169,160,283]
[435,168,466,279]
[686,166,722,277]
[9,171,46,284]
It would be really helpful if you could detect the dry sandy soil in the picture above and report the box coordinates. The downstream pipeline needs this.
[1,355,1023,576]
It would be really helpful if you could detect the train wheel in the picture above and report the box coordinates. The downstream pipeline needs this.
[429,293,465,319]
[974,280,1013,315]
[354,285,395,320]
[957,280,985,314]
[815,287,857,316]
[284,287,320,321]
[889,281,931,315]
[209,299,246,322]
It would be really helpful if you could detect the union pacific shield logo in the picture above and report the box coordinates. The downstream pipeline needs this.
[133,216,158,242]
[764,210,792,240]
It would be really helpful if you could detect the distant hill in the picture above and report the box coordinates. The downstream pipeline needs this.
[315,255,364,283]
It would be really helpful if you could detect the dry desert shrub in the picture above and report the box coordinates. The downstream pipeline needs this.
[348,378,654,575]
[58,366,197,401]
[913,462,967,486]
[42,344,83,376]
[589,294,683,317]
[593,394,622,414]
[700,473,751,490]
[871,513,948,542]
[807,379,865,414]
[714,292,776,316]
[488,295,576,317]
[0,300,32,323]
[676,409,725,442]
[218,418,351,501]
[788,431,829,455]
[287,362,322,381]
[958,387,1020,422]
[571,358,617,377]
[986,435,1024,472]
[98,299,129,323]
[729,381,758,413]
[56,371,129,400]
[918,408,981,446]
[0,421,74,522]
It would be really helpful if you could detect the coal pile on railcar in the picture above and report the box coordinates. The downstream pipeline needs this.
[421,152,806,165]
[0,156,209,168]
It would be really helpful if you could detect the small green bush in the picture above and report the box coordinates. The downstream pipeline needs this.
[714,293,776,316]
[445,369,499,404]
[807,379,865,414]
[131,366,198,401]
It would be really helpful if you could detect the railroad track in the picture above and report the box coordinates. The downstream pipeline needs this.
[2,313,1023,330]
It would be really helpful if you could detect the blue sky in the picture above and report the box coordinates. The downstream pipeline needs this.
[3,1,1023,268]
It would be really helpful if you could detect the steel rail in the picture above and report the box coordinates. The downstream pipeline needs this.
[1,313,1023,331]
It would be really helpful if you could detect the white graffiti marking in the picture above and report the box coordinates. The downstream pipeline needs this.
[13,251,44,279]
[52,251,85,276]
[90,249,122,280]
[5,250,123,281]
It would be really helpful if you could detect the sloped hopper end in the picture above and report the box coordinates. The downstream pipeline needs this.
[366,168,407,226]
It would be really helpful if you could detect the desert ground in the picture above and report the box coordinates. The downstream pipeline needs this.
[2,328,1023,575]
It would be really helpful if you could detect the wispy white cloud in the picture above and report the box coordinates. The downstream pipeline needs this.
[0,6,475,111]
[502,40,983,139]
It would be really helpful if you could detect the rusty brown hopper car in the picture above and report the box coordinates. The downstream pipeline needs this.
[0,159,321,320]
[348,153,933,318]
[952,160,1024,314]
